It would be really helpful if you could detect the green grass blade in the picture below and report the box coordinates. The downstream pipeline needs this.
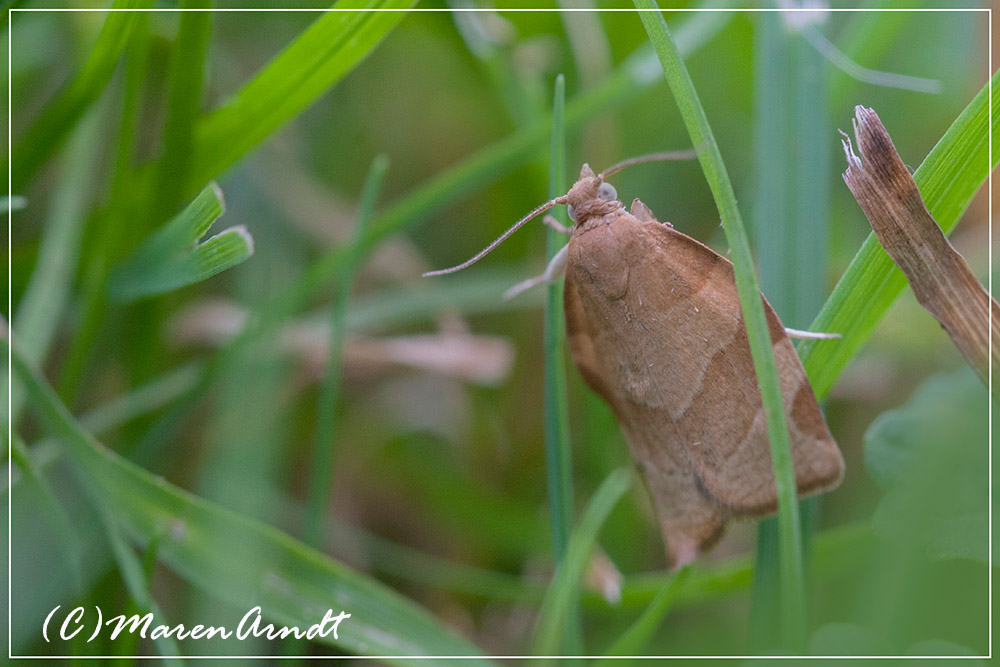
[542,73,579,655]
[9,433,84,597]
[187,0,414,193]
[603,566,689,656]
[800,70,998,400]
[56,12,152,402]
[749,12,831,651]
[532,468,632,656]
[634,0,806,648]
[8,107,102,427]
[109,182,254,302]
[544,74,573,565]
[93,503,184,663]
[12,362,204,494]
[154,0,213,217]
[305,155,390,549]
[8,337,490,662]
[12,0,148,188]
[119,181,226,263]
[749,15,793,646]
[171,226,254,283]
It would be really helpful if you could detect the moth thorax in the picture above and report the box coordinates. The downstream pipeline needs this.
[566,177,622,224]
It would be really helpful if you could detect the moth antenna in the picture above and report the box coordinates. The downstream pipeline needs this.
[423,196,568,277]
[599,149,699,179]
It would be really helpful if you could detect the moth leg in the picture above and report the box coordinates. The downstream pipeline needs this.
[784,327,841,340]
[503,242,569,301]
[543,214,573,235]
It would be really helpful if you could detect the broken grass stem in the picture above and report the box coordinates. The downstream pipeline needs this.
[840,106,998,388]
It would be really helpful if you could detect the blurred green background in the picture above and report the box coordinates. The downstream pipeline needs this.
[5,1,993,660]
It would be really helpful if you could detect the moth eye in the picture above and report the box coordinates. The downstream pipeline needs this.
[598,182,617,202]
[567,204,577,222]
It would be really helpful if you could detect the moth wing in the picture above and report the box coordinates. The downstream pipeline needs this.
[564,214,843,563]
[565,264,727,567]
[629,198,659,223]
[633,223,844,515]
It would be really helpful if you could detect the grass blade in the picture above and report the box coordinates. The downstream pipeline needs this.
[56,12,152,402]
[13,0,148,188]
[634,0,806,648]
[154,0,213,217]
[748,13,790,646]
[749,12,831,651]
[109,182,254,302]
[11,361,204,492]
[187,0,414,193]
[93,503,184,662]
[8,107,102,427]
[170,226,254,283]
[603,566,690,656]
[9,433,84,598]
[305,155,390,549]
[542,73,579,655]
[800,70,998,400]
[544,74,572,558]
[7,336,490,662]
[118,181,226,263]
[532,467,632,656]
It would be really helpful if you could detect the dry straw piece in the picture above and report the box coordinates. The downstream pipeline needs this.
[840,106,999,387]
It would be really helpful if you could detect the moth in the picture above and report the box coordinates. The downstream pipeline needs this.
[426,154,845,567]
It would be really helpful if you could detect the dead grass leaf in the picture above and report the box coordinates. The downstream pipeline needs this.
[840,106,998,388]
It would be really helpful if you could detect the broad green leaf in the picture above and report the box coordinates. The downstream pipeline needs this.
[865,367,991,564]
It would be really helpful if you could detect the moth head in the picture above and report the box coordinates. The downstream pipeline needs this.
[564,165,621,225]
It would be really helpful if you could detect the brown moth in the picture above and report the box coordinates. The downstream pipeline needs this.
[426,155,845,567]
